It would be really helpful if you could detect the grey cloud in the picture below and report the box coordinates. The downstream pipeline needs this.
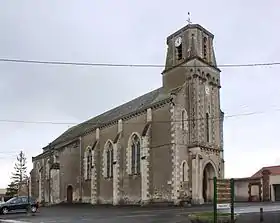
[0,0,280,186]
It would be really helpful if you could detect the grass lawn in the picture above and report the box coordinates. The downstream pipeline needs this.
[188,212,238,222]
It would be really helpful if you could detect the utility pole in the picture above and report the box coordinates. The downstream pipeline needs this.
[49,166,51,204]
[27,177,31,215]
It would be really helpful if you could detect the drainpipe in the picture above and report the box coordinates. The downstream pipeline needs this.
[48,144,51,204]
[79,137,82,202]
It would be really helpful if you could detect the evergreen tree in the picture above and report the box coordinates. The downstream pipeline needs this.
[5,182,18,197]
[6,150,28,197]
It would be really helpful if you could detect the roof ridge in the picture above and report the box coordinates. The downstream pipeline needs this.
[251,164,280,177]
[262,165,280,169]
[70,87,163,126]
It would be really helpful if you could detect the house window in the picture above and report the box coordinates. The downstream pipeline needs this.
[131,134,141,174]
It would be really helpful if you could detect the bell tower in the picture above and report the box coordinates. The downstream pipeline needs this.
[162,23,222,151]
[162,24,218,92]
[163,23,224,204]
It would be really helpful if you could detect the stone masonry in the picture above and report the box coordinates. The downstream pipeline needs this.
[31,23,224,206]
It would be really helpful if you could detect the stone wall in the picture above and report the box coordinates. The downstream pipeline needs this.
[76,101,174,205]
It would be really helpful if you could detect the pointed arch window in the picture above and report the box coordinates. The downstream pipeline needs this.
[176,45,183,60]
[182,110,188,131]
[84,147,92,180]
[203,36,208,60]
[182,162,186,182]
[87,148,92,180]
[131,134,141,174]
[206,113,210,142]
[182,161,189,182]
[104,141,113,179]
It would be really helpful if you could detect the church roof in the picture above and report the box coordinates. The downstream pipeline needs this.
[166,24,214,43]
[46,87,171,149]
[251,165,280,178]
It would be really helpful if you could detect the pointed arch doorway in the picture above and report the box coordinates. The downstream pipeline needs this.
[202,162,216,203]
[66,185,73,203]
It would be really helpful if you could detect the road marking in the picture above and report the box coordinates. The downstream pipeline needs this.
[0,220,30,223]
[129,209,183,214]
[120,214,157,218]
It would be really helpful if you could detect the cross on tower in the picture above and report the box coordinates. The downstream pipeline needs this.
[187,12,192,24]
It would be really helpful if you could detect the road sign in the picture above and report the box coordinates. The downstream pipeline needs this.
[216,179,231,209]
[217,203,230,209]
[213,177,235,223]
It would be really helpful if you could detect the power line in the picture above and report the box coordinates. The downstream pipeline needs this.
[0,58,280,68]
[0,109,278,126]
[0,143,216,160]
[0,154,18,159]
[0,151,20,154]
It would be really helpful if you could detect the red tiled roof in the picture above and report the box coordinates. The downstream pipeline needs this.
[234,176,261,182]
[251,165,280,178]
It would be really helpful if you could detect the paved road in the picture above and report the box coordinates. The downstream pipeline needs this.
[0,203,280,223]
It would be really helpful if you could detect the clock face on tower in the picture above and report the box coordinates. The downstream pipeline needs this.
[175,36,182,47]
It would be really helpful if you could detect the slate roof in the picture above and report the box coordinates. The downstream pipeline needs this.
[47,87,170,148]
[251,165,280,178]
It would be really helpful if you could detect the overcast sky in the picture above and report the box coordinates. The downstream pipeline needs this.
[0,0,280,188]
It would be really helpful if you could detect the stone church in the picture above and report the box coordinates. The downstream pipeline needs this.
[31,23,224,206]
